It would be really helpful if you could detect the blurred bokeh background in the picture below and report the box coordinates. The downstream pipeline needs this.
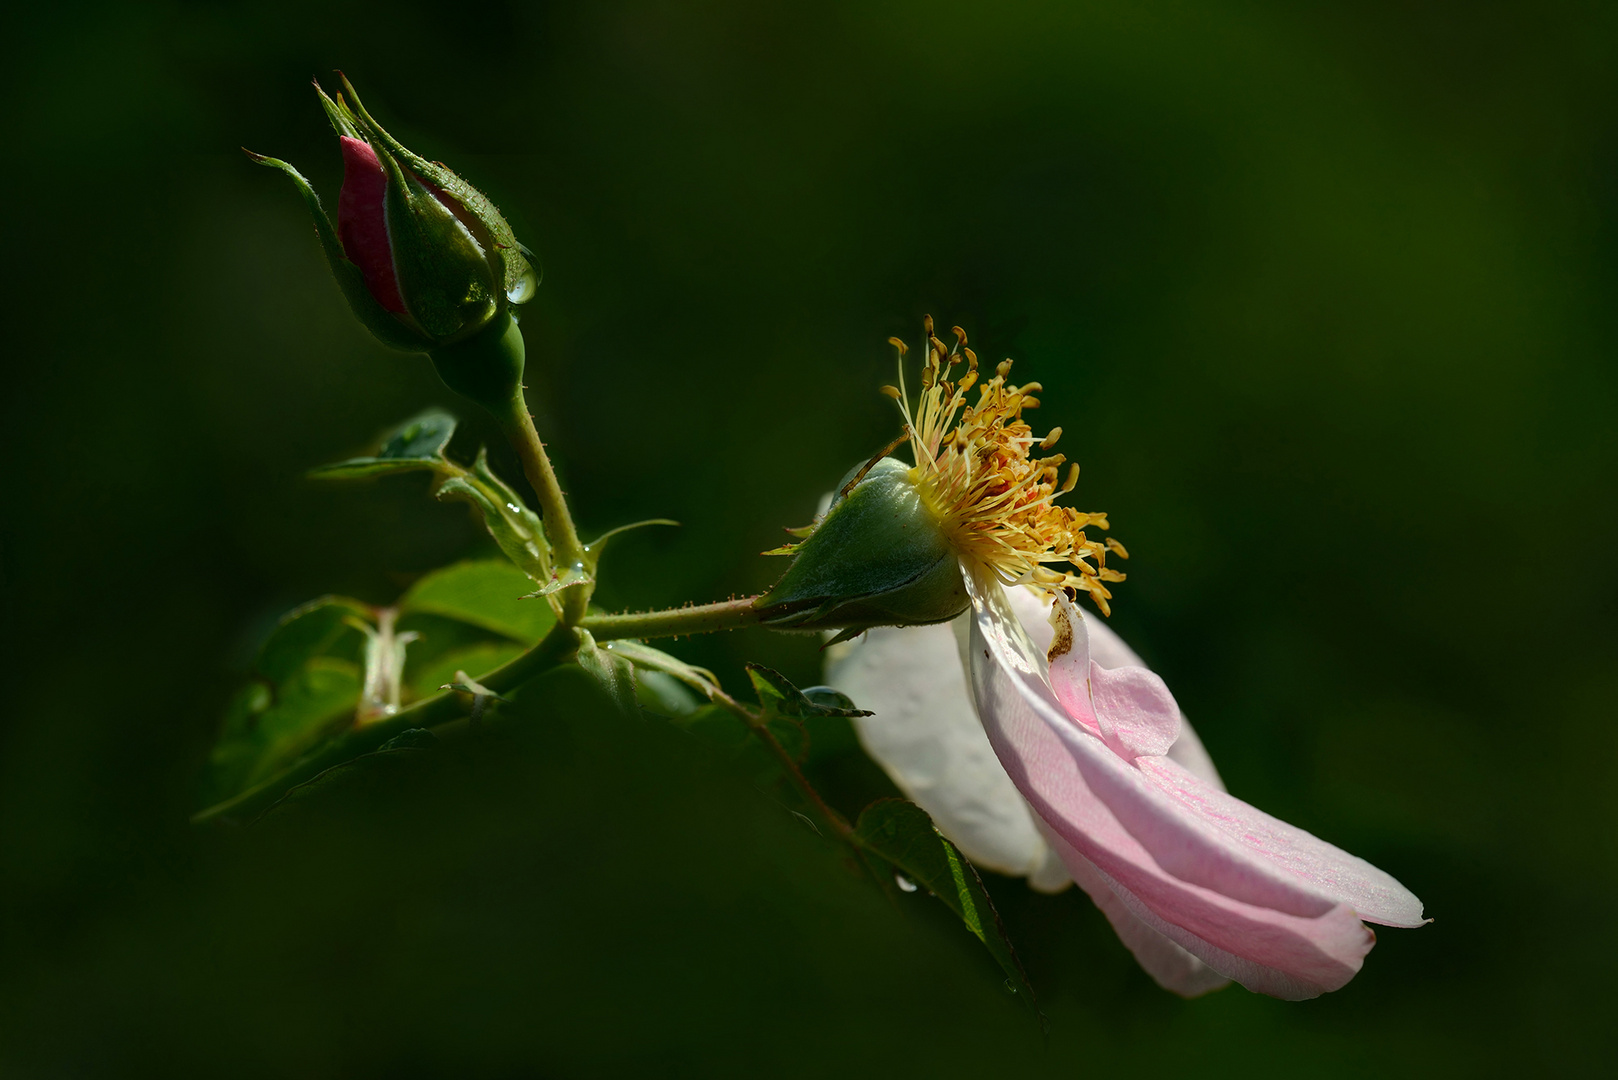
[4,1,1615,1075]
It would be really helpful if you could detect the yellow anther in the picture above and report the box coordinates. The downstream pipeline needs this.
[877,317,1121,613]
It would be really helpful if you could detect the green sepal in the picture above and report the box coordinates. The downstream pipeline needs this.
[382,159,499,342]
[853,799,1042,1024]
[756,457,967,633]
[307,409,459,480]
[242,149,427,352]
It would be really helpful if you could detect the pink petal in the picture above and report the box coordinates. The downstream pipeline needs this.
[1016,584,1419,926]
[1136,756,1426,927]
[1005,585,1222,787]
[1036,821,1229,998]
[1090,662,1182,759]
[1047,590,1182,760]
[964,567,1394,998]
[337,136,406,314]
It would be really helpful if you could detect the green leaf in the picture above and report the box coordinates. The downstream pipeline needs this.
[669,704,805,782]
[607,640,720,701]
[254,595,371,686]
[745,663,872,721]
[674,703,753,752]
[203,657,363,805]
[435,449,553,582]
[377,727,440,752]
[407,641,524,701]
[399,560,557,643]
[573,629,637,714]
[853,799,1040,1020]
[308,410,460,479]
[635,670,703,717]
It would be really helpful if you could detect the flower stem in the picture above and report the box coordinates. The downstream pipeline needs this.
[493,392,589,624]
[191,619,579,825]
[581,596,761,641]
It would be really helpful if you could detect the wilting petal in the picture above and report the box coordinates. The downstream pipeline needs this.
[827,620,1059,885]
[964,565,1419,998]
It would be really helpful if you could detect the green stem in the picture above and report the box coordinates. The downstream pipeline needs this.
[494,393,589,625]
[429,315,589,626]
[580,596,762,641]
[711,693,894,897]
[192,620,578,825]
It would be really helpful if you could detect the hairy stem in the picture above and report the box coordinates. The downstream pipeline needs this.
[710,691,893,896]
[494,394,590,625]
[581,596,762,641]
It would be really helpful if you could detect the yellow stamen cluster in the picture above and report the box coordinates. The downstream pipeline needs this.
[882,317,1127,615]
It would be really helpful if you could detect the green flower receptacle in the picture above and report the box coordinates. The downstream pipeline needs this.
[755,457,967,639]
[428,312,526,414]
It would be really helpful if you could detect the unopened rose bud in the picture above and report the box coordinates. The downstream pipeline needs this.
[246,74,538,407]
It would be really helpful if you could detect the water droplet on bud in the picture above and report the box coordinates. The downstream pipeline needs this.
[506,253,538,305]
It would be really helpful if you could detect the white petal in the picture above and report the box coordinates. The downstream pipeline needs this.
[826,620,1062,886]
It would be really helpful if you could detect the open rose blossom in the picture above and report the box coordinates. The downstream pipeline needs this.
[816,319,1425,1000]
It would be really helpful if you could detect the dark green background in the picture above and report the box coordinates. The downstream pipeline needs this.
[5,1,1614,1075]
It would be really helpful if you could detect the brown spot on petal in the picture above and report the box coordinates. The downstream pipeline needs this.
[1047,602,1073,664]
